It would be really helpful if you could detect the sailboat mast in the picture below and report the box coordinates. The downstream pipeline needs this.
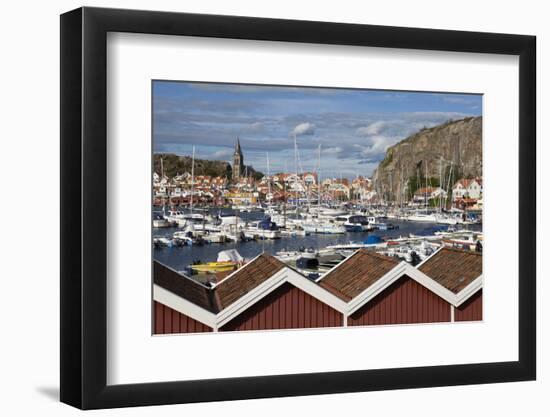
[318,144,322,207]
[425,161,428,213]
[446,162,453,210]
[266,152,271,202]
[439,157,443,212]
[190,146,195,214]
[160,157,165,214]
[294,133,298,209]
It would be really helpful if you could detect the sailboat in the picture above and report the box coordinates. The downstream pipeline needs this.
[181,146,207,222]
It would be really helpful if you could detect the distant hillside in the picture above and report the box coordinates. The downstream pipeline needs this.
[372,116,482,198]
[153,153,262,180]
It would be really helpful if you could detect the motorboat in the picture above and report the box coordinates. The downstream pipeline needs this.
[153,213,173,228]
[334,214,374,232]
[301,221,346,234]
[153,236,173,248]
[164,210,189,226]
[243,217,281,239]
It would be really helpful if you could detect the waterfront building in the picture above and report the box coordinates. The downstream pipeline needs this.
[153,248,482,334]
[452,178,483,200]
[153,254,344,333]
[224,191,259,205]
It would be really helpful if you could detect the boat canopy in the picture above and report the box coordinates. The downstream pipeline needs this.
[364,235,384,244]
[217,249,244,263]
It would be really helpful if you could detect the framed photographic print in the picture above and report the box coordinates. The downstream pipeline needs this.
[60,7,536,409]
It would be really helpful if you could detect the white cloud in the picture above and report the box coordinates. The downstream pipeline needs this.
[357,121,387,136]
[292,122,316,136]
[211,149,233,160]
[323,146,342,154]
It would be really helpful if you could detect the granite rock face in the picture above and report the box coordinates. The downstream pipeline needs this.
[372,116,482,197]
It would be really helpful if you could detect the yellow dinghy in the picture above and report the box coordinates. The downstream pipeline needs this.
[190,261,238,274]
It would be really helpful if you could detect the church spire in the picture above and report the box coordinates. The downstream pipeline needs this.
[234,137,242,155]
[232,137,244,180]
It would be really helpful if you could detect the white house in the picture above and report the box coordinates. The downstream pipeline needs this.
[452,178,483,200]
[301,172,318,185]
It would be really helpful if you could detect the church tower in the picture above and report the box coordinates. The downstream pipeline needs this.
[232,137,244,181]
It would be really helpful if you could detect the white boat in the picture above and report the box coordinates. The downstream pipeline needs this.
[326,241,387,250]
[301,221,346,234]
[171,233,193,246]
[218,215,246,231]
[153,214,172,228]
[217,249,244,263]
[220,230,240,242]
[243,220,281,239]
[435,214,458,225]
[280,227,307,237]
[202,232,227,244]
[276,249,318,262]
[183,212,209,223]
[441,232,483,251]
[164,210,189,226]
[335,214,376,232]
[406,212,438,222]
[153,236,173,247]
[308,206,349,217]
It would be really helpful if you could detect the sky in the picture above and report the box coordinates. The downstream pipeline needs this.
[153,81,482,179]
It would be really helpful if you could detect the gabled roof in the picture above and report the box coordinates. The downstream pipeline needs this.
[154,254,287,314]
[154,248,484,329]
[154,254,347,329]
[418,247,482,294]
[153,261,219,313]
[318,250,400,302]
[215,253,286,309]
[454,178,482,189]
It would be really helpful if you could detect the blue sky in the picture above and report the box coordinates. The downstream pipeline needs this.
[153,81,482,178]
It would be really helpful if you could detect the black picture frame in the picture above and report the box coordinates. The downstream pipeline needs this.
[60,6,536,410]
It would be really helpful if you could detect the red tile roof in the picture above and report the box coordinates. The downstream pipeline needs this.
[154,254,286,313]
[153,261,218,313]
[418,247,482,293]
[319,250,400,302]
[215,254,286,309]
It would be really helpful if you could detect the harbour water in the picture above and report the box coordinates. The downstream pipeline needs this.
[153,211,482,272]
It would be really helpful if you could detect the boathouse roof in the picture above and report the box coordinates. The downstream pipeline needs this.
[214,253,286,309]
[153,261,218,313]
[318,250,400,302]
[153,253,287,313]
[418,247,482,294]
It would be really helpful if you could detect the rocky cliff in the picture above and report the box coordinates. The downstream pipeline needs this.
[372,116,482,199]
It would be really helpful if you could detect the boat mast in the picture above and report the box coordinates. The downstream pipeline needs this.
[266,152,271,203]
[439,157,443,213]
[318,144,322,208]
[190,146,195,214]
[283,181,287,229]
[294,133,298,210]
[425,161,428,213]
[160,157,165,215]
[446,161,453,210]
